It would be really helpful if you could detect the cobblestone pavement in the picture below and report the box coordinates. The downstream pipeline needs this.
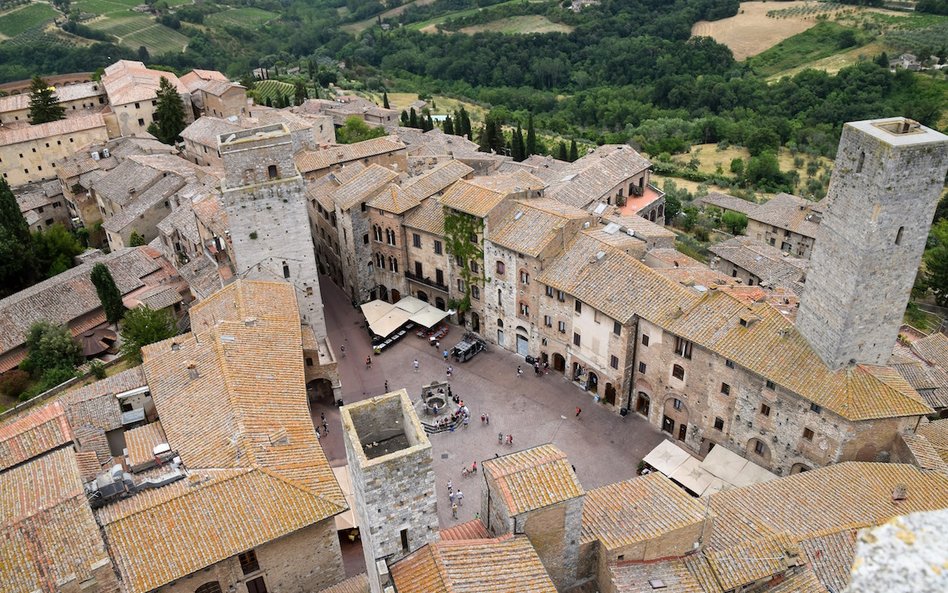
[311,276,667,529]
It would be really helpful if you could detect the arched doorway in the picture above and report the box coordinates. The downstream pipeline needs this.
[515,327,529,356]
[435,297,445,310]
[603,382,616,405]
[553,353,566,373]
[471,312,480,332]
[587,371,599,394]
[306,378,334,405]
[391,289,401,302]
[790,463,811,474]
[635,391,650,416]
[379,285,388,301]
[417,290,429,303]
[748,438,772,465]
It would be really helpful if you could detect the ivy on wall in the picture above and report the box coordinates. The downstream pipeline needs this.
[443,207,484,313]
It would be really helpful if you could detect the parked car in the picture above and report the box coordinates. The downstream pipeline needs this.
[452,336,486,362]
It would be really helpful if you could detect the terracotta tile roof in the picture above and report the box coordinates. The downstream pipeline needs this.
[181,115,241,147]
[798,530,857,593]
[916,419,948,464]
[546,145,650,209]
[481,444,583,516]
[317,573,370,593]
[440,178,506,218]
[367,183,421,214]
[891,360,948,410]
[404,196,446,235]
[295,136,406,174]
[91,159,166,206]
[157,201,201,244]
[611,558,705,593]
[488,199,590,258]
[307,174,342,212]
[709,236,808,286]
[333,164,399,211]
[911,332,948,370]
[697,192,759,215]
[581,473,707,549]
[98,467,342,593]
[178,254,223,300]
[192,193,228,235]
[899,433,948,472]
[124,421,166,469]
[0,248,160,355]
[0,402,72,471]
[705,534,803,591]
[0,113,105,146]
[391,535,557,593]
[102,60,188,106]
[699,193,824,239]
[400,159,473,201]
[439,518,491,541]
[706,462,948,553]
[0,447,112,593]
[103,173,187,234]
[767,568,830,593]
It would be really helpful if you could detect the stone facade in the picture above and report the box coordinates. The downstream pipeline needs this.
[340,391,439,593]
[369,208,412,303]
[797,118,948,369]
[336,205,376,304]
[155,519,345,593]
[1,116,110,187]
[632,318,917,475]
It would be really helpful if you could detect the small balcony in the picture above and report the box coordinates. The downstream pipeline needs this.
[404,271,449,293]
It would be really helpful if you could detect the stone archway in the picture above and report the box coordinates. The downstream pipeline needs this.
[417,290,429,303]
[662,397,689,441]
[306,378,334,404]
[748,438,772,465]
[391,289,401,302]
[471,312,480,332]
[435,297,446,310]
[635,391,650,417]
[790,462,811,474]
[603,382,616,405]
[553,353,566,373]
[587,371,599,394]
[379,285,388,301]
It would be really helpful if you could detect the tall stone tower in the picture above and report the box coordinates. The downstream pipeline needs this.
[797,118,948,369]
[219,124,340,396]
[340,390,438,593]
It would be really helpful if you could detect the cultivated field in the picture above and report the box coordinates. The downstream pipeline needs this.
[692,1,832,60]
[767,41,886,79]
[0,2,59,38]
[672,143,833,183]
[362,91,488,122]
[86,14,189,54]
[253,79,296,104]
[205,7,278,29]
[459,15,573,34]
[343,0,436,34]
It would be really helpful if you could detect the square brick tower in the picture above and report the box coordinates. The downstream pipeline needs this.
[797,118,948,369]
[219,124,340,395]
[340,390,439,593]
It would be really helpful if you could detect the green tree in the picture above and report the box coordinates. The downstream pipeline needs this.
[382,91,390,109]
[925,219,948,306]
[457,106,472,139]
[146,76,186,145]
[400,110,409,126]
[128,231,147,247]
[21,321,81,379]
[120,305,177,363]
[409,107,419,128]
[137,46,150,63]
[32,223,83,277]
[746,152,783,188]
[294,81,308,106]
[526,113,537,156]
[336,116,387,144]
[721,211,749,235]
[568,139,579,162]
[511,124,525,162]
[443,114,455,135]
[0,178,36,296]
[91,263,125,325]
[730,158,745,177]
[746,128,780,157]
[28,76,65,125]
[556,141,568,161]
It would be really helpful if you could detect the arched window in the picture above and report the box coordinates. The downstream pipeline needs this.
[672,364,685,381]
[282,262,290,279]
[497,318,504,328]
[496,261,505,274]
[267,164,278,179]
[195,583,222,593]
[373,225,382,242]
[895,226,904,245]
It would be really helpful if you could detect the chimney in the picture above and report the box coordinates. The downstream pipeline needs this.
[186,361,199,380]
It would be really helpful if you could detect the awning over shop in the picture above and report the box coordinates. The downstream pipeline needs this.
[360,298,451,338]
[332,465,358,531]
[642,439,777,497]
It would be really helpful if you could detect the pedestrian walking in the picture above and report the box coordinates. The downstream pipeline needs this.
[534,362,540,376]
[517,365,523,378]
[413,359,419,372]
[447,480,453,494]
[443,349,449,361]
[485,413,490,425]
[365,356,372,368]
[340,344,346,357]
[543,361,549,374]
[463,415,469,428]
[481,413,486,424]
[449,491,456,505]
[384,380,389,391]
[320,412,326,423]
[452,502,458,519]
[456,490,464,506]
[322,420,329,434]
[471,461,477,473]
[575,406,582,418]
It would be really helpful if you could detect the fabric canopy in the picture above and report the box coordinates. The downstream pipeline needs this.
[643,439,777,497]
[360,298,451,337]
[332,465,358,531]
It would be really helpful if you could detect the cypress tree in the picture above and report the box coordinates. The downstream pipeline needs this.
[91,263,125,326]
[400,110,409,126]
[443,115,454,135]
[458,107,472,139]
[512,124,525,162]
[477,125,490,153]
[265,96,273,107]
[569,139,579,162]
[28,76,66,125]
[425,114,434,131]
[147,76,186,145]
[294,81,307,106]
[0,178,37,296]
[526,113,537,156]
[409,107,418,128]
[382,91,390,109]
[557,141,568,161]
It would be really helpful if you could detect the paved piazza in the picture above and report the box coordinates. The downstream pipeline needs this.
[311,276,666,530]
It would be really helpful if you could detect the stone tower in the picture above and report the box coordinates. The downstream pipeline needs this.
[797,118,948,369]
[340,390,438,593]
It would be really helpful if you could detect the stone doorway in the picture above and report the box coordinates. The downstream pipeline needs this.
[553,353,566,373]
[604,383,616,405]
